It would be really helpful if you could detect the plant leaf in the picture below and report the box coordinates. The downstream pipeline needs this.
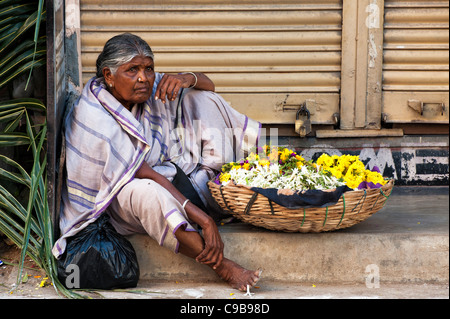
[0,10,39,55]
[0,154,31,185]
[0,132,30,146]
[0,98,46,112]
[25,0,45,89]
[0,57,45,89]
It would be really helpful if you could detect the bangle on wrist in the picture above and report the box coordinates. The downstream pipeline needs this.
[182,199,190,209]
[181,72,197,88]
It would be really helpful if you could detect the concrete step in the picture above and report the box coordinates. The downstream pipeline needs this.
[128,186,449,285]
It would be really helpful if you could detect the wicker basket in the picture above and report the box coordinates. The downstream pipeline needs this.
[208,179,394,232]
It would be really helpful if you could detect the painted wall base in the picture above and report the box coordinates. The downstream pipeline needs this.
[262,133,449,186]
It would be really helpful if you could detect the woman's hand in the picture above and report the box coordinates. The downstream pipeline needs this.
[155,72,215,103]
[154,73,186,103]
[194,215,224,269]
[135,162,224,268]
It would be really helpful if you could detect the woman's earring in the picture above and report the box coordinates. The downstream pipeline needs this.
[109,83,113,87]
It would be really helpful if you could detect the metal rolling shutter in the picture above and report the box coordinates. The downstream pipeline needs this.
[79,0,342,125]
[382,0,449,123]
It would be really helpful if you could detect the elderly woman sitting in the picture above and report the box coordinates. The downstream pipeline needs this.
[52,33,262,291]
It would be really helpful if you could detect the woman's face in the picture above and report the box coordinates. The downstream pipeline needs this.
[103,55,155,110]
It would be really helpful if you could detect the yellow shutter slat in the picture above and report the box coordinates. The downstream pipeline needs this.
[79,1,342,124]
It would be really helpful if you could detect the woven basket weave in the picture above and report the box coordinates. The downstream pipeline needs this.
[208,179,394,233]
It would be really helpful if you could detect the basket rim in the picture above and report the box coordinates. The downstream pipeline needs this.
[208,179,394,213]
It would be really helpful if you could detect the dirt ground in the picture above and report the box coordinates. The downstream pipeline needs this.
[0,239,62,298]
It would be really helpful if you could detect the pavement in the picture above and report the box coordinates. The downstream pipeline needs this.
[0,186,448,301]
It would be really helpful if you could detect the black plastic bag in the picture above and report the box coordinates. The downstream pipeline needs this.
[57,214,140,290]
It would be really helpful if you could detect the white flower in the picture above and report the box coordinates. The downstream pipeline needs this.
[224,163,345,191]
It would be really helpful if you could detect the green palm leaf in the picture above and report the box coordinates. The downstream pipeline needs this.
[0,9,44,55]
[0,132,30,146]
[0,38,37,68]
[16,113,46,283]
[0,98,46,112]
[0,0,80,298]
[0,56,45,89]
[0,154,31,184]
[0,38,45,79]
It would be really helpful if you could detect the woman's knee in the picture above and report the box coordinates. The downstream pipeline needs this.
[117,178,174,215]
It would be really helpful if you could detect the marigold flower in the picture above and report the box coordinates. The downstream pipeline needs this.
[328,167,342,179]
[365,170,387,186]
[317,154,334,168]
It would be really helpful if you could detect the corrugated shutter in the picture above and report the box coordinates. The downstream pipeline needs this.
[79,0,342,124]
[382,0,449,123]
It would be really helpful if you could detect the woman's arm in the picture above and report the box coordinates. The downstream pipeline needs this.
[155,72,215,103]
[135,161,212,226]
[135,161,224,268]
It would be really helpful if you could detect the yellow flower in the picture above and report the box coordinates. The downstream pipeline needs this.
[328,167,342,179]
[39,277,49,288]
[219,173,231,183]
[346,161,365,177]
[365,170,387,185]
[316,154,328,165]
[345,176,364,189]
[279,148,292,162]
[342,160,364,186]
[232,163,241,170]
[337,156,349,168]
[317,154,333,168]
[242,163,251,170]
[336,162,347,173]
[296,161,304,169]
[259,159,270,167]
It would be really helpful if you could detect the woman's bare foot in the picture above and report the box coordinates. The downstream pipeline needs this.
[213,258,261,291]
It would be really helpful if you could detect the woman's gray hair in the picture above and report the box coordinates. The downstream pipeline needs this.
[96,33,154,78]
